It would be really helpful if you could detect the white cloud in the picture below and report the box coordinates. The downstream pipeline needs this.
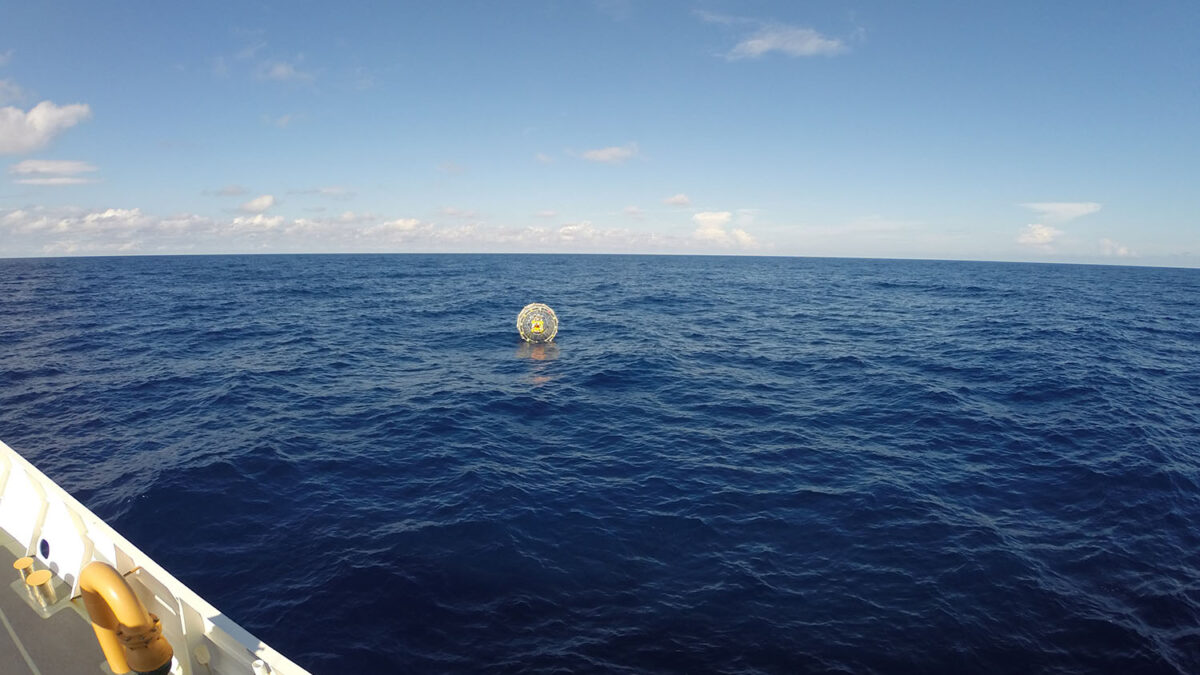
[692,211,759,249]
[0,50,13,67]
[499,221,667,251]
[0,101,92,154]
[1,208,37,231]
[79,208,151,231]
[239,194,276,213]
[732,229,757,247]
[438,160,466,175]
[258,60,313,83]
[263,113,293,128]
[4,207,152,236]
[316,186,353,198]
[693,211,731,242]
[363,218,425,241]
[1017,223,1063,246]
[1100,238,1135,257]
[289,186,355,199]
[695,10,746,26]
[664,193,691,206]
[693,210,731,229]
[41,239,141,255]
[534,210,557,218]
[440,206,478,219]
[1020,202,1101,222]
[9,159,98,185]
[153,213,212,234]
[623,205,644,219]
[558,221,597,241]
[215,36,319,86]
[237,41,267,61]
[281,212,379,235]
[699,14,845,59]
[534,152,554,164]
[3,204,755,256]
[581,143,638,163]
[334,210,379,223]
[14,176,95,185]
[1014,204,1098,252]
[10,159,95,174]
[207,184,247,196]
[0,80,24,106]
[377,218,421,232]
[729,25,846,59]
[227,213,284,234]
[0,205,439,255]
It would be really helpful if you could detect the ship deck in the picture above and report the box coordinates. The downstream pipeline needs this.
[1,537,106,675]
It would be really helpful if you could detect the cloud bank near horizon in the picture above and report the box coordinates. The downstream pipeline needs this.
[0,204,765,257]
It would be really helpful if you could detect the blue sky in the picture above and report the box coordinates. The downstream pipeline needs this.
[1,1,1197,265]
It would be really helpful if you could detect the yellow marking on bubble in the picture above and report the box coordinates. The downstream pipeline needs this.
[517,302,558,343]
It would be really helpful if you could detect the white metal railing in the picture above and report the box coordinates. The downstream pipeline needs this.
[0,439,311,675]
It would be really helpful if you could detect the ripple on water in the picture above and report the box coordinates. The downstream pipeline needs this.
[1,255,1199,673]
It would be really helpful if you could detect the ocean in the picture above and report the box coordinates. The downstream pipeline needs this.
[1,254,1198,673]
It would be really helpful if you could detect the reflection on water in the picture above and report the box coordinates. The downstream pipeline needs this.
[515,342,559,362]
[515,342,559,385]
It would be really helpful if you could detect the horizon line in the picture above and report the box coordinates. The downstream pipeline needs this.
[0,251,1196,271]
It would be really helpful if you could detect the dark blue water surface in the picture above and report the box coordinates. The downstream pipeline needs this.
[2,254,1199,674]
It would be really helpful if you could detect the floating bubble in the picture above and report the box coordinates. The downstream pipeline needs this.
[516,303,559,343]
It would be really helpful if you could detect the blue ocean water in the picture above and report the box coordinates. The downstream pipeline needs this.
[1,254,1199,673]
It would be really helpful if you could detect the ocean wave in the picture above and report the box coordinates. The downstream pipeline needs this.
[2,255,1198,673]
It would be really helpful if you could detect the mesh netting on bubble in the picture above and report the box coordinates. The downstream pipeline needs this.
[516,303,559,343]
